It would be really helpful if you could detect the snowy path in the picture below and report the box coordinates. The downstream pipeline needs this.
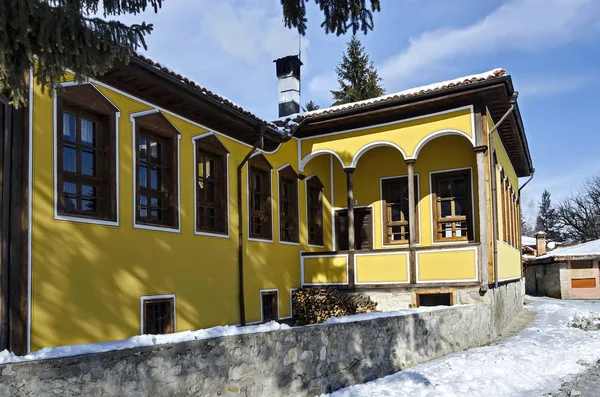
[327,298,600,397]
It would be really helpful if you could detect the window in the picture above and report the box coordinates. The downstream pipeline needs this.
[248,154,272,240]
[142,297,175,335]
[432,169,473,242]
[261,291,278,322]
[382,176,419,244]
[195,135,228,235]
[335,207,372,250]
[417,292,452,307]
[306,176,324,246]
[56,85,117,221]
[134,112,179,229]
[278,166,299,243]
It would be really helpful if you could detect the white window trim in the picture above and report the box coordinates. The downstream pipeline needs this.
[130,109,182,233]
[246,165,274,243]
[276,163,300,246]
[304,174,325,248]
[259,289,280,323]
[428,166,476,245]
[140,293,177,334]
[280,287,298,320]
[52,82,121,226]
[192,132,231,239]
[379,174,422,249]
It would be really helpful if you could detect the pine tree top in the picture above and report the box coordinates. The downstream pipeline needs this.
[330,36,385,106]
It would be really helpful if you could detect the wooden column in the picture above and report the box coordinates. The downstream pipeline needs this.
[406,159,417,284]
[474,108,490,291]
[345,168,355,252]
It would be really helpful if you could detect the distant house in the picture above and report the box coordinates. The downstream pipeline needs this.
[525,232,600,299]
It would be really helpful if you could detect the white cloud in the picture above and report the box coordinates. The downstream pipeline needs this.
[307,72,337,106]
[380,0,600,88]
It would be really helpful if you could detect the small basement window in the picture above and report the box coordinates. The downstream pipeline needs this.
[417,292,452,307]
[261,291,278,322]
[142,296,175,335]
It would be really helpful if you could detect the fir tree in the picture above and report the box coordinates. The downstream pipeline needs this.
[521,212,533,237]
[1,0,382,107]
[304,100,321,112]
[330,36,384,105]
[535,190,562,241]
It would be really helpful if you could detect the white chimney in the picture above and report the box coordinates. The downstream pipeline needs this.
[274,55,302,118]
[535,231,547,256]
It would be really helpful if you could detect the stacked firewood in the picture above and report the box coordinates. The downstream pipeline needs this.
[292,287,378,325]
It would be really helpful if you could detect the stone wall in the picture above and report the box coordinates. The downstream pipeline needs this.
[525,262,567,298]
[0,280,524,397]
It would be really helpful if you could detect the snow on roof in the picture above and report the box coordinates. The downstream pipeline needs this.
[277,68,506,123]
[535,238,600,260]
[522,236,536,246]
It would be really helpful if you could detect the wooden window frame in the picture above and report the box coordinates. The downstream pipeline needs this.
[248,158,273,241]
[278,166,299,244]
[195,136,229,236]
[260,290,279,323]
[431,168,474,243]
[381,176,419,245]
[133,114,179,230]
[140,295,176,335]
[306,176,324,247]
[56,89,117,222]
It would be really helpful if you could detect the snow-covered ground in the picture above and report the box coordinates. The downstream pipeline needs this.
[326,297,600,397]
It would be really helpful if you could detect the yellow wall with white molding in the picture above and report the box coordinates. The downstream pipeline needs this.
[30,77,308,350]
[302,255,348,285]
[487,109,522,282]
[416,248,478,282]
[497,241,522,280]
[300,107,474,166]
[355,253,409,284]
[330,135,479,248]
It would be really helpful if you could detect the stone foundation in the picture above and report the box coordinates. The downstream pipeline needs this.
[0,280,524,397]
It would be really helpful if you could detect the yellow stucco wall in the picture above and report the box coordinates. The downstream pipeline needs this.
[416,248,478,282]
[29,75,521,350]
[355,253,409,284]
[30,78,308,350]
[487,109,522,282]
[327,135,479,248]
[300,107,474,166]
[302,255,348,285]
[497,242,521,280]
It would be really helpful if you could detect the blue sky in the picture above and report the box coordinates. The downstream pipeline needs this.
[120,0,600,223]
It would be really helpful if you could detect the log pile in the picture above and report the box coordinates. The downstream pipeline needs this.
[292,287,378,325]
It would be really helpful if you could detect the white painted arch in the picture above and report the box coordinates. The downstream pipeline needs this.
[349,141,408,168]
[299,149,345,172]
[409,129,474,160]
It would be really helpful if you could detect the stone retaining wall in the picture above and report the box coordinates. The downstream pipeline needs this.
[0,280,524,397]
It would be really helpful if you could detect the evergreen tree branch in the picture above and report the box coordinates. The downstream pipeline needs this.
[281,0,381,36]
[0,0,155,106]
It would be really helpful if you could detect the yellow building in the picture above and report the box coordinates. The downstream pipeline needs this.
[0,56,533,354]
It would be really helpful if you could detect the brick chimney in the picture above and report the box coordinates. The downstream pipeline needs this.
[535,231,547,256]
[274,55,302,118]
